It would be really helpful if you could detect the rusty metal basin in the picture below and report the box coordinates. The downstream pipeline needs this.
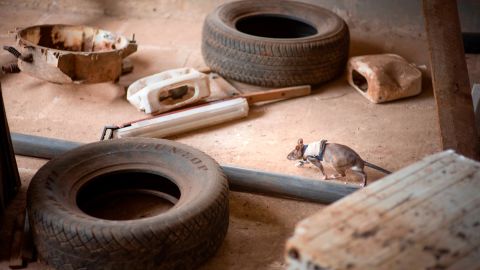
[13,24,137,84]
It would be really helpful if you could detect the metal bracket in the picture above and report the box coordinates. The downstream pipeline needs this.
[100,125,119,141]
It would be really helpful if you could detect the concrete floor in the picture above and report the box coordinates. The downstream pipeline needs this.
[0,3,450,270]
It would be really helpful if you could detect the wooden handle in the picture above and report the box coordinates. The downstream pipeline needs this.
[241,85,311,105]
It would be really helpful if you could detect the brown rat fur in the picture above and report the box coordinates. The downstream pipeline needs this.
[287,138,390,186]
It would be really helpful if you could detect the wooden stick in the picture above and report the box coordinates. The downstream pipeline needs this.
[198,66,212,74]
[241,85,311,105]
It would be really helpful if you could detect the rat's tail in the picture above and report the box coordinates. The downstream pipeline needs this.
[364,161,391,174]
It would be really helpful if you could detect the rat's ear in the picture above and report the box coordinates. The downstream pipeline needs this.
[297,138,303,145]
[295,145,301,150]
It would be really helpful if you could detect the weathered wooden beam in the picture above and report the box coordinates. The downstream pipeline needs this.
[286,150,480,269]
[423,0,480,160]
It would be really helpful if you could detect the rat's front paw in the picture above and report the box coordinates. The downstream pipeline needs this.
[295,161,305,167]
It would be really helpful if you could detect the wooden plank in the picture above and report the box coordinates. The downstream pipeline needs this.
[448,246,480,270]
[325,170,480,269]
[286,151,480,270]
[206,73,241,101]
[379,197,480,269]
[293,151,457,243]
[302,156,478,256]
[241,85,311,105]
[207,75,311,105]
[423,0,480,160]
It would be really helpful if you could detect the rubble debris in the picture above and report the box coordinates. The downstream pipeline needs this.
[10,24,137,83]
[347,54,422,103]
[127,68,211,114]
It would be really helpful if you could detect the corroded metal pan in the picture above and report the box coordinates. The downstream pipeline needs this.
[8,24,137,83]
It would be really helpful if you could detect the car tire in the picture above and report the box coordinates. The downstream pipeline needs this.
[201,0,350,87]
[27,138,229,270]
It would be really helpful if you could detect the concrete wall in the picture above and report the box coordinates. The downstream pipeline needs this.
[0,0,479,36]
[308,0,480,34]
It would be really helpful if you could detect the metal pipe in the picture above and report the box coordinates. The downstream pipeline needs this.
[11,133,358,204]
[222,165,358,204]
[12,133,82,160]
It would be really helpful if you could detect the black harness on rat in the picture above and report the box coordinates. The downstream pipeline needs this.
[302,140,328,161]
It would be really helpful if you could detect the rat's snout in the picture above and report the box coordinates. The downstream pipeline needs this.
[287,152,296,160]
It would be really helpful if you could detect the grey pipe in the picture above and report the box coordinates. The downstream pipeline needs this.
[11,133,358,204]
[222,165,358,204]
[12,133,83,159]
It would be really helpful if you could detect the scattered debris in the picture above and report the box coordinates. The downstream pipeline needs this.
[127,67,313,115]
[127,68,211,114]
[117,97,250,138]
[347,54,422,103]
[287,138,391,186]
[111,85,310,139]
[6,24,137,83]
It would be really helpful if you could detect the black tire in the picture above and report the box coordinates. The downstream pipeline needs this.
[27,138,229,270]
[201,0,350,87]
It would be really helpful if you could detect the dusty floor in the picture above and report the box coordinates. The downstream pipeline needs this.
[0,3,454,270]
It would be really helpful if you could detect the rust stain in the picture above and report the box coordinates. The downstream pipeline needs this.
[19,25,128,53]
[423,245,451,260]
[14,24,137,84]
[351,226,380,238]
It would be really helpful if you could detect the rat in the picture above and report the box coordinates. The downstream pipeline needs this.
[287,138,391,186]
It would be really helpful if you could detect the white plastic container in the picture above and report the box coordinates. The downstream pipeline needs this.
[127,68,211,114]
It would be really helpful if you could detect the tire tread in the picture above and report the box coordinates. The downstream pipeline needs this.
[201,5,350,87]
